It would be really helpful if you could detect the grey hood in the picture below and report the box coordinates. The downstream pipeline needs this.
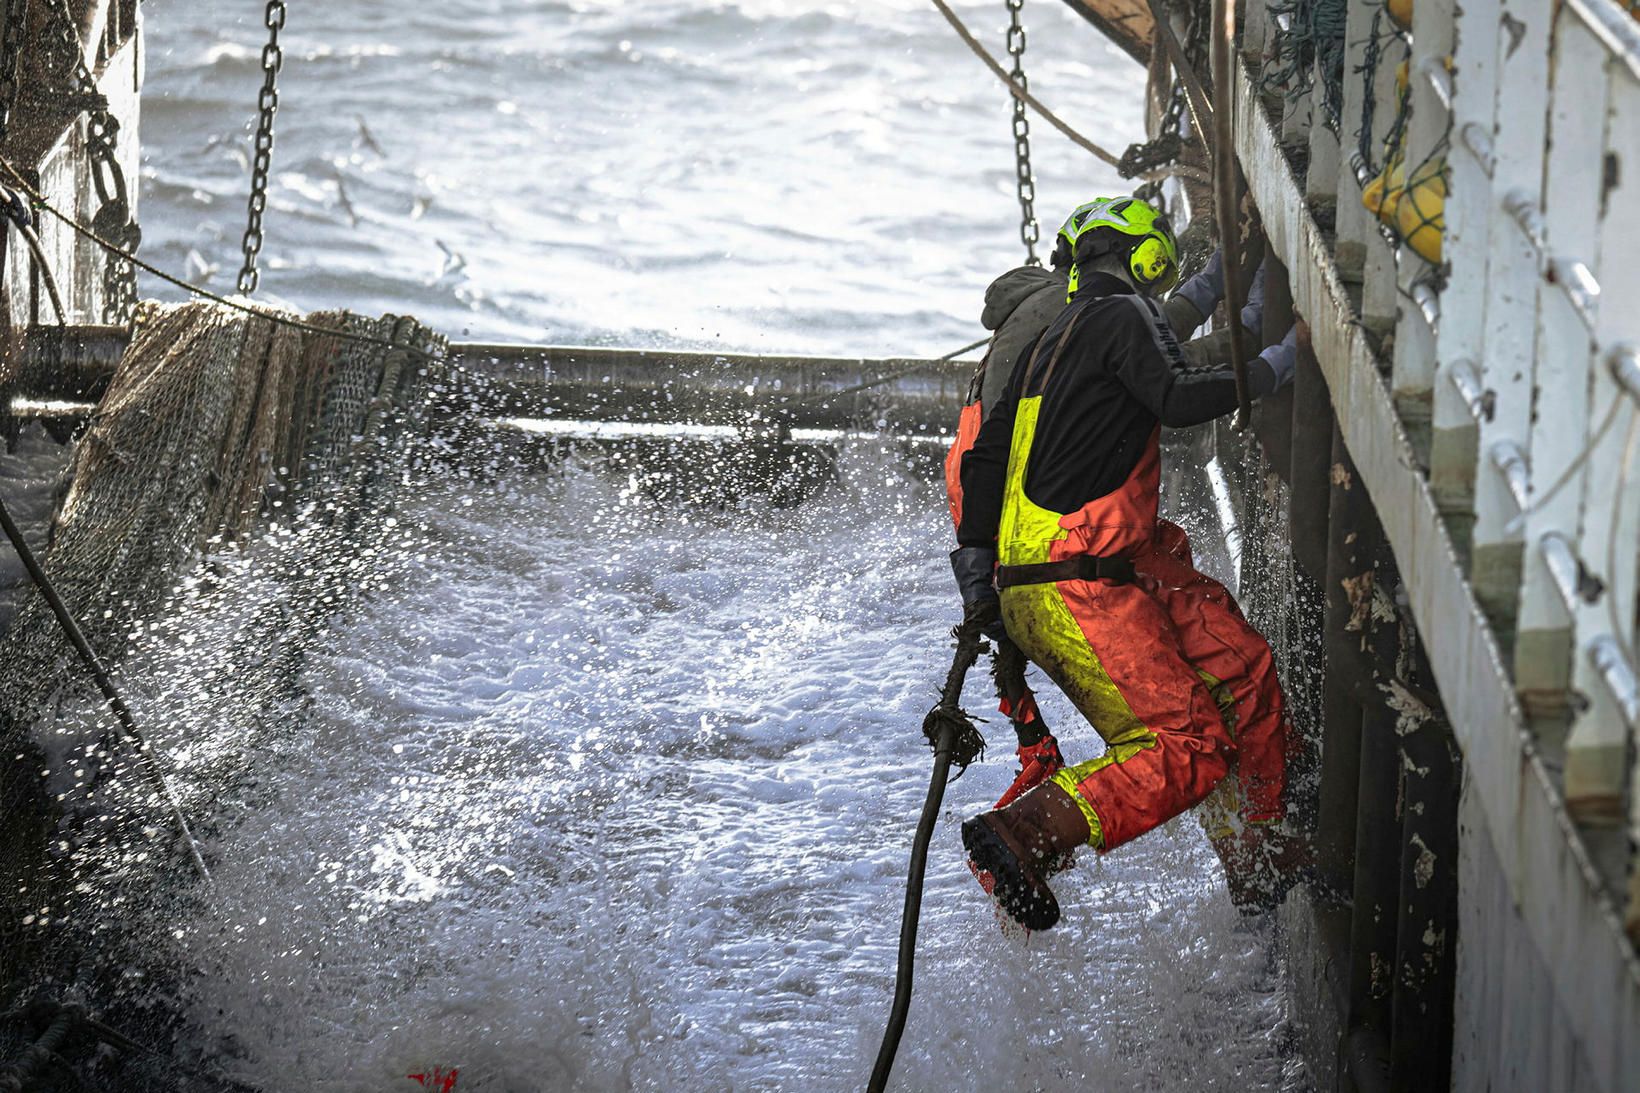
[981,265,1065,331]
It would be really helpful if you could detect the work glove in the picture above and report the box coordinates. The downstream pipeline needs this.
[1256,323,1299,391]
[950,546,1005,641]
[1240,259,1267,333]
[1173,248,1224,321]
[1175,250,1269,330]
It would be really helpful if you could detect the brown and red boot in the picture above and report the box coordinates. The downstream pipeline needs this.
[961,780,1092,931]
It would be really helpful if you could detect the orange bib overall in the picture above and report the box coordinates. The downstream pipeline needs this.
[996,397,1288,851]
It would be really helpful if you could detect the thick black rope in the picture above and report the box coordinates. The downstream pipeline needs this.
[868,620,987,1093]
[0,492,212,882]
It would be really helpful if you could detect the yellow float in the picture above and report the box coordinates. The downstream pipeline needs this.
[1394,156,1447,264]
[1362,150,1406,221]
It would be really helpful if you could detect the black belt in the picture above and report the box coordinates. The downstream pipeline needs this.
[995,555,1137,589]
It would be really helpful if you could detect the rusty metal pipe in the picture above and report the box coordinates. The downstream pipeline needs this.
[1210,0,1251,427]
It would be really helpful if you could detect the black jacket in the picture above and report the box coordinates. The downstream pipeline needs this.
[956,273,1275,548]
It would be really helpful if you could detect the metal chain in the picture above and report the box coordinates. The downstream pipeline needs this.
[46,0,138,325]
[238,0,287,295]
[0,1,27,143]
[1004,0,1040,266]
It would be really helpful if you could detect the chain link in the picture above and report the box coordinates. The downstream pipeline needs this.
[1004,0,1039,266]
[238,0,287,295]
[45,0,138,325]
[0,1,28,143]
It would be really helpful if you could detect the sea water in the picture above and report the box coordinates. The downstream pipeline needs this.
[111,2,1299,1089]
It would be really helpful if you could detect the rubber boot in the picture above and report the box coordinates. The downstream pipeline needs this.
[961,781,1091,931]
[968,734,1072,912]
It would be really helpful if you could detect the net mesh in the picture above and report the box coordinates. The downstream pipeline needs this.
[0,300,446,1054]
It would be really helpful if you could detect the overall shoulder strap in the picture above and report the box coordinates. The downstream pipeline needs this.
[1021,304,1087,396]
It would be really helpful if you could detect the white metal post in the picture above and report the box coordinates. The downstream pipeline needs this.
[1243,0,1271,60]
[1332,0,1394,285]
[1568,57,1640,912]
[1430,0,1501,535]
[1357,20,1405,337]
[1468,0,1551,641]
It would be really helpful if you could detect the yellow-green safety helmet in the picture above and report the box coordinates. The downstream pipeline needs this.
[1058,196,1179,299]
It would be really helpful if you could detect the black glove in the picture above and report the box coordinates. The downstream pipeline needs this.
[950,546,1005,641]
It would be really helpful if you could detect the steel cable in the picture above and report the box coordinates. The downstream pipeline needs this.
[928,0,1209,184]
[0,154,435,360]
[3,154,981,408]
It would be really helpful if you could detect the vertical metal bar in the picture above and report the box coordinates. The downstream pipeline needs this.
[1285,323,1333,838]
[1315,423,1366,899]
[1345,547,1403,1080]
[1252,250,1294,481]
[1289,327,1333,581]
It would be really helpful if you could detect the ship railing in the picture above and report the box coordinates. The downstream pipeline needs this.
[1433,0,1640,922]
[1235,0,1640,1086]
[1256,0,1640,934]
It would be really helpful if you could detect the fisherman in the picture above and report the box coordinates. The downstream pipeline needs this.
[946,201,1271,822]
[952,196,1303,930]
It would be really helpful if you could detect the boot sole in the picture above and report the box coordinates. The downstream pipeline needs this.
[961,815,1060,931]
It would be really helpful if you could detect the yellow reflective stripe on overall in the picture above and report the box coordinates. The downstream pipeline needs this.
[995,396,1064,568]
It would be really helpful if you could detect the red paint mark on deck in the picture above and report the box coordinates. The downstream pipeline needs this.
[407,1067,458,1091]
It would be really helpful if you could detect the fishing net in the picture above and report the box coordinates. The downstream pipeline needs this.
[1262,0,1348,131]
[0,299,446,1083]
